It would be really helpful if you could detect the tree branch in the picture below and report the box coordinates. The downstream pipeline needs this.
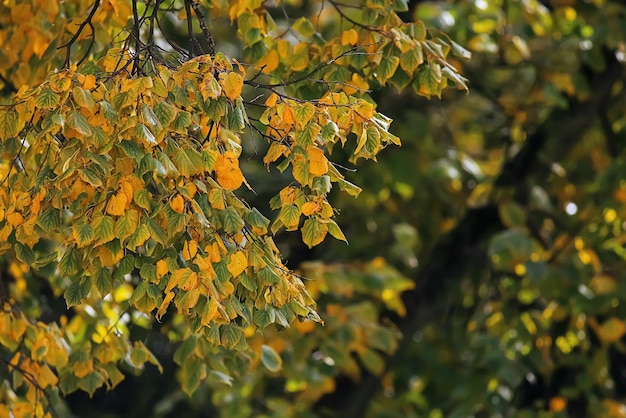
[58,0,101,69]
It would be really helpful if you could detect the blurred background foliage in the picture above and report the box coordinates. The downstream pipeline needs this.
[3,0,626,417]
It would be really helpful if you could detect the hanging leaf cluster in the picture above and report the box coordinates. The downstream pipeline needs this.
[0,0,468,409]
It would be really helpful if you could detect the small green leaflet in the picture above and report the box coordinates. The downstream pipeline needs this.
[261,345,283,373]
[301,218,328,248]
[67,111,92,136]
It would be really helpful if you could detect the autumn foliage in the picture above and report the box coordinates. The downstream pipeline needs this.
[0,0,470,415]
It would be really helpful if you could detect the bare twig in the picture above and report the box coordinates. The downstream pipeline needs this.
[187,0,216,55]
[58,0,101,69]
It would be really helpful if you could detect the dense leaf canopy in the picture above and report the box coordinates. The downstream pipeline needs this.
[1,0,626,417]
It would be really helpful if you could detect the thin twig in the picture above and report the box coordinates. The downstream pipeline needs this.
[58,0,101,68]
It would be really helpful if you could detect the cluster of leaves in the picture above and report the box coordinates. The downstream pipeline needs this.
[0,0,469,414]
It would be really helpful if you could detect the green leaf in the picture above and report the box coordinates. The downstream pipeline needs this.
[78,165,104,188]
[295,123,321,148]
[139,103,161,128]
[174,337,197,366]
[130,281,159,312]
[92,215,116,245]
[102,363,125,389]
[157,153,180,177]
[220,207,245,234]
[59,246,81,276]
[172,148,204,177]
[129,345,149,368]
[99,101,118,122]
[134,189,151,211]
[114,209,139,241]
[67,111,93,136]
[209,371,233,387]
[279,204,301,230]
[220,324,247,351]
[388,68,412,92]
[91,126,111,150]
[258,267,280,286]
[326,220,348,243]
[321,121,339,142]
[173,111,192,134]
[400,46,424,75]
[78,371,105,398]
[145,217,168,245]
[134,123,157,147]
[417,63,443,96]
[36,88,60,109]
[72,221,95,248]
[225,102,245,131]
[72,86,96,111]
[243,208,270,231]
[293,102,316,127]
[261,345,283,373]
[301,218,328,248]
[376,56,400,84]
[337,179,362,197]
[292,159,310,186]
[14,242,35,265]
[154,101,178,126]
[59,371,79,395]
[180,356,206,397]
[451,40,472,60]
[93,267,114,296]
[32,251,59,269]
[118,140,144,162]
[410,21,427,41]
[64,279,89,307]
[0,110,21,139]
[127,224,151,249]
[254,307,276,328]
[139,263,157,282]
[292,17,316,38]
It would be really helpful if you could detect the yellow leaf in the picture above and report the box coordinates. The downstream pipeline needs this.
[596,317,626,343]
[220,71,244,101]
[74,359,94,378]
[279,186,298,205]
[39,364,58,388]
[263,142,287,166]
[227,251,248,278]
[98,245,124,266]
[341,28,359,46]
[302,201,321,216]
[172,268,198,291]
[171,195,185,214]
[183,182,197,199]
[265,93,278,108]
[106,193,127,216]
[258,49,280,73]
[215,151,244,190]
[156,291,175,321]
[6,211,24,227]
[119,181,134,207]
[183,240,198,260]
[208,242,223,263]
[282,105,295,126]
[156,260,169,277]
[201,298,220,326]
[307,146,329,176]
[343,73,369,95]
